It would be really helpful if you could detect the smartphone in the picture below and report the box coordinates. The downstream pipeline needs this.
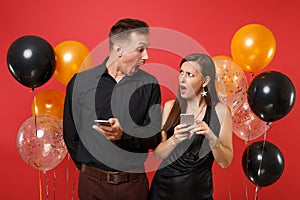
[180,114,194,125]
[94,120,112,127]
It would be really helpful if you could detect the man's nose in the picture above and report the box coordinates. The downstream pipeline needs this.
[142,49,149,60]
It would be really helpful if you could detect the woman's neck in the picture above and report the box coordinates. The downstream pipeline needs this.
[186,97,206,120]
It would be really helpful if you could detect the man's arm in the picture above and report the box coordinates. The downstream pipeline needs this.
[63,75,81,169]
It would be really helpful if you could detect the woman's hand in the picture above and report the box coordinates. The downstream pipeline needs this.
[171,124,193,145]
[189,120,216,142]
[190,120,210,137]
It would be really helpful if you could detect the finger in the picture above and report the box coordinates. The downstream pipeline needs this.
[195,130,207,135]
[109,118,117,126]
[93,125,112,139]
[92,125,104,133]
[178,124,191,129]
[180,126,193,133]
[99,125,112,131]
[196,121,207,126]
[175,133,190,141]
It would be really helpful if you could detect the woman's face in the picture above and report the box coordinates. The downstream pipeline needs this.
[179,61,205,99]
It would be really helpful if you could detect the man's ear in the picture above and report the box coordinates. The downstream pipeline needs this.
[203,76,211,87]
[113,43,123,57]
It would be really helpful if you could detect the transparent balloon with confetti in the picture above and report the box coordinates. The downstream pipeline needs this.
[16,114,67,172]
[214,57,248,115]
[232,101,270,141]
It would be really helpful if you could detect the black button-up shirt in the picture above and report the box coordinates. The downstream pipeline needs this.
[63,57,162,172]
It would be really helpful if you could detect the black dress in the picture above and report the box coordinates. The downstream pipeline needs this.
[149,106,220,200]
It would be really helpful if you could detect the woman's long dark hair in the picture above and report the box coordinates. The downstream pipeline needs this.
[162,53,219,132]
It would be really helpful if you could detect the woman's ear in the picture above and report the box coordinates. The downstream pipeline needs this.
[202,76,211,87]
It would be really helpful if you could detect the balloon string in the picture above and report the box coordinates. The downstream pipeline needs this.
[244,115,251,200]
[244,140,250,200]
[254,185,260,200]
[66,154,70,200]
[259,125,268,167]
[33,92,38,137]
[71,168,79,200]
[255,124,268,200]
[250,72,254,81]
[267,122,272,130]
[245,180,248,200]
[34,89,43,200]
[38,167,43,200]
[45,171,49,200]
[54,171,57,200]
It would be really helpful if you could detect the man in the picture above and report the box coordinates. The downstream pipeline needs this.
[63,18,162,200]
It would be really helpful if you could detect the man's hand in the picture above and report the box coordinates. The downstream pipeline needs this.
[93,118,123,140]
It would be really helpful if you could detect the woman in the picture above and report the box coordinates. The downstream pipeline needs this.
[149,53,233,200]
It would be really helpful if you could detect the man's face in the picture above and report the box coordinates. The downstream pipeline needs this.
[118,32,149,76]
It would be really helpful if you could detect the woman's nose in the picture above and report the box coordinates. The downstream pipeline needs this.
[179,74,186,82]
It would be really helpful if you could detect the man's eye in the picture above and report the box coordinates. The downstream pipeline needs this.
[137,48,145,53]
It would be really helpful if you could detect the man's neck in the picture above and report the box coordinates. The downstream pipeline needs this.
[106,56,125,82]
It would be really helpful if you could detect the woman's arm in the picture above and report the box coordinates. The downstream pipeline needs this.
[194,103,233,168]
[153,100,191,160]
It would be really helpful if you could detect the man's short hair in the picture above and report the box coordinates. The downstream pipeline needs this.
[109,18,149,49]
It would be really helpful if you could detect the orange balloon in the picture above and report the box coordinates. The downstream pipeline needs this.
[212,55,233,61]
[32,89,65,119]
[231,24,276,72]
[54,40,92,85]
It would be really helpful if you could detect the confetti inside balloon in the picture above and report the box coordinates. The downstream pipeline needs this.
[16,114,67,172]
[232,101,269,141]
[214,58,248,114]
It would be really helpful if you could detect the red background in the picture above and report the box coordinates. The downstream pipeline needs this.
[0,0,299,199]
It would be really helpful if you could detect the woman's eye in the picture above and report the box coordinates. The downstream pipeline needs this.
[187,72,194,77]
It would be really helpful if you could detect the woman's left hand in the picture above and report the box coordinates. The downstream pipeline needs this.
[189,120,211,138]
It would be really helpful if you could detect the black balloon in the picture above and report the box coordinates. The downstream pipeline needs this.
[242,141,284,187]
[7,35,56,89]
[247,71,296,122]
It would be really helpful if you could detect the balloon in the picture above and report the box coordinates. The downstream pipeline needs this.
[242,141,284,187]
[248,71,296,122]
[32,89,65,120]
[54,40,92,85]
[16,114,67,172]
[7,35,56,89]
[212,55,233,61]
[231,24,276,72]
[214,58,248,114]
[232,101,269,141]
